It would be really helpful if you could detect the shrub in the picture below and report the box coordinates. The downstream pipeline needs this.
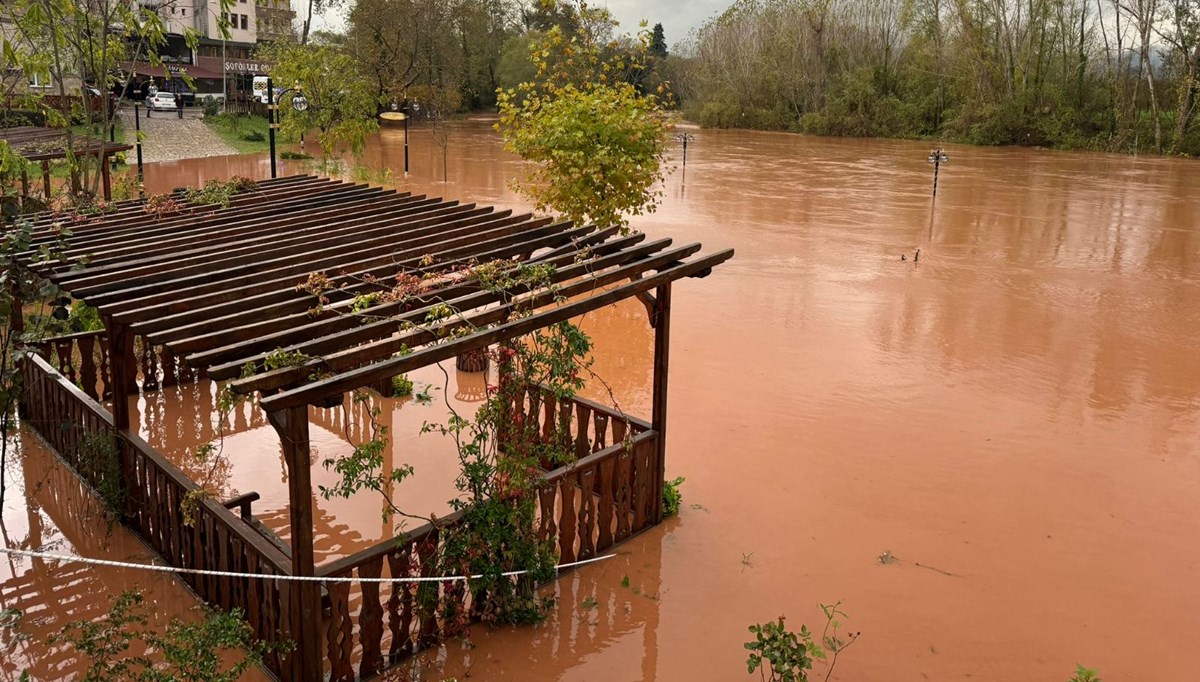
[391,374,414,397]
[280,150,313,160]
[663,476,684,517]
[201,96,221,117]
[241,130,266,142]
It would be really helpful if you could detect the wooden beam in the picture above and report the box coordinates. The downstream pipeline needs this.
[265,405,323,682]
[134,221,604,341]
[650,283,671,524]
[104,212,562,322]
[221,243,706,393]
[198,238,684,377]
[258,250,734,411]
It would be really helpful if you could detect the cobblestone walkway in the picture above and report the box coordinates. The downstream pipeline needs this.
[118,109,238,163]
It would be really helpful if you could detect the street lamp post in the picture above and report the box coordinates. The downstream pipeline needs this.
[400,100,419,177]
[676,132,695,167]
[927,148,949,198]
[267,82,308,178]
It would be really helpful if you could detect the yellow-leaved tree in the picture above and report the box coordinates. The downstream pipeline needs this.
[496,0,673,235]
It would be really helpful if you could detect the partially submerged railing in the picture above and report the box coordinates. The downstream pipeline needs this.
[21,333,663,682]
[33,329,191,401]
[317,390,660,681]
[17,352,293,679]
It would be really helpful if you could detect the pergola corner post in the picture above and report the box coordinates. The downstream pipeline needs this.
[105,316,134,431]
[650,282,672,524]
[266,404,324,682]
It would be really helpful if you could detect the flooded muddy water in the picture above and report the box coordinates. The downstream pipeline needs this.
[9,121,1200,681]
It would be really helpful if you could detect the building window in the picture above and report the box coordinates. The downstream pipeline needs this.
[241,14,248,29]
[28,72,49,89]
[181,8,186,15]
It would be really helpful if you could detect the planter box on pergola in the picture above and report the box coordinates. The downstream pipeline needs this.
[12,175,732,680]
[0,126,132,200]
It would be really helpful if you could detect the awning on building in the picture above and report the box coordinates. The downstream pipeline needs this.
[120,61,224,80]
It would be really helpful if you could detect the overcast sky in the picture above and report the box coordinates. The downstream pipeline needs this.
[299,0,731,51]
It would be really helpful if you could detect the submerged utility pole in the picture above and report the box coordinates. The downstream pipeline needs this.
[927,148,949,197]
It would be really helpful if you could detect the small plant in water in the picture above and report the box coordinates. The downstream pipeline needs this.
[745,602,859,682]
[52,590,286,681]
[1069,665,1101,682]
[663,475,684,517]
[392,374,414,397]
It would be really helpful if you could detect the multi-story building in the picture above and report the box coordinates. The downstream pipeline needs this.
[142,0,295,102]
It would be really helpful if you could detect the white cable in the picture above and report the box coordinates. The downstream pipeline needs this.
[0,546,616,583]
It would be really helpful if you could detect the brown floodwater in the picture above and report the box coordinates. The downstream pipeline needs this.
[9,120,1200,681]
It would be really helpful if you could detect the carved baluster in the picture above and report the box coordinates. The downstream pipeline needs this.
[538,483,558,542]
[593,413,610,452]
[558,477,577,563]
[358,556,385,678]
[140,341,159,390]
[388,548,413,661]
[597,457,615,551]
[54,339,77,385]
[612,419,627,446]
[98,336,112,399]
[77,335,99,399]
[417,531,440,649]
[615,450,633,541]
[578,467,596,559]
[160,346,178,387]
[574,403,592,458]
[325,575,354,682]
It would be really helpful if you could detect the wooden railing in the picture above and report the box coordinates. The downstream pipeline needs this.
[17,352,294,679]
[33,329,191,402]
[316,385,661,681]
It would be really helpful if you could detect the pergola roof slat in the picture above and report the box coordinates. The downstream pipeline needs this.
[36,182,389,261]
[129,221,610,340]
[198,237,686,378]
[258,249,734,411]
[11,175,732,411]
[79,203,498,303]
[109,213,569,325]
[58,195,454,291]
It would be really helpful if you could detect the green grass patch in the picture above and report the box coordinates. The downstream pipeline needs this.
[203,113,275,153]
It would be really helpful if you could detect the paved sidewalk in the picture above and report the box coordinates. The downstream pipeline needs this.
[118,108,238,162]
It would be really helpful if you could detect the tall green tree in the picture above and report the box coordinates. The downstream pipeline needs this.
[497,0,673,234]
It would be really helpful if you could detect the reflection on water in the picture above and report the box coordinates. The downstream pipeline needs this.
[28,122,1200,680]
[0,431,268,681]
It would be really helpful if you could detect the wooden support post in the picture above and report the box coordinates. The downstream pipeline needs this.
[106,317,134,431]
[267,405,323,682]
[41,161,51,198]
[7,279,23,337]
[101,155,112,201]
[650,283,671,524]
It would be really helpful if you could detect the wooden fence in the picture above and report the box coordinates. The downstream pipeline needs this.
[21,334,664,681]
[316,388,660,681]
[17,351,294,679]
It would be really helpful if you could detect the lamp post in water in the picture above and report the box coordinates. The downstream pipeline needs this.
[676,132,695,167]
[267,82,309,179]
[927,148,949,197]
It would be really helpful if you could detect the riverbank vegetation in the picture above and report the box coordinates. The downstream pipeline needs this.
[669,0,1200,155]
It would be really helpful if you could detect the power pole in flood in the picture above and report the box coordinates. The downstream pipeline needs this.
[927,148,949,197]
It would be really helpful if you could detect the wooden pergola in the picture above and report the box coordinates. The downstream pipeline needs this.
[0,126,132,200]
[15,175,732,679]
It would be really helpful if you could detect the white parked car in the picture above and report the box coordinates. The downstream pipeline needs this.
[146,92,178,110]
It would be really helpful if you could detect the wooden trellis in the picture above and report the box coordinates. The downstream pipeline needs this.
[12,175,733,681]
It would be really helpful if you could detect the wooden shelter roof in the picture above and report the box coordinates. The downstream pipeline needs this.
[0,126,132,162]
[17,175,733,410]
